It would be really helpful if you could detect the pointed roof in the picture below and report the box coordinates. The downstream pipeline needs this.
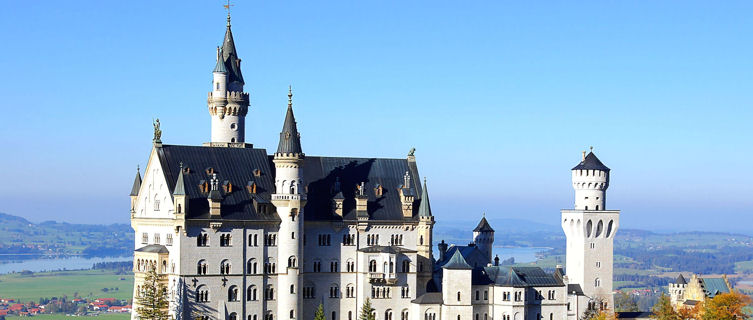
[418,179,432,217]
[676,274,687,285]
[572,152,610,171]
[130,167,142,196]
[474,216,494,232]
[276,88,303,155]
[219,16,244,84]
[173,166,186,196]
[443,249,472,269]
[213,49,228,73]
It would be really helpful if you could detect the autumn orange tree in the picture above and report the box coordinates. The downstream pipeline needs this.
[701,292,751,320]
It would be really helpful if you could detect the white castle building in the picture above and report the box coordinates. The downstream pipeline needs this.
[129,14,620,320]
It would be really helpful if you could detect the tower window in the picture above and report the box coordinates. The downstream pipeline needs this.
[230,123,237,130]
[216,82,220,90]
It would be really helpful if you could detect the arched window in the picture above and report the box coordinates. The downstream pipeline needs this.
[228,285,239,301]
[197,260,207,275]
[220,260,231,274]
[229,313,237,320]
[288,256,297,268]
[247,285,257,301]
[329,284,339,298]
[595,278,601,287]
[290,310,295,319]
[332,312,337,320]
[401,259,410,272]
[290,284,295,294]
[385,309,393,320]
[248,258,258,274]
[457,291,461,301]
[369,260,377,272]
[196,285,209,302]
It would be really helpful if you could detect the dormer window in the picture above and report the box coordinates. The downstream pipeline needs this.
[253,169,261,177]
[247,181,257,194]
[374,184,383,197]
[205,167,215,176]
[199,180,209,193]
[223,180,233,193]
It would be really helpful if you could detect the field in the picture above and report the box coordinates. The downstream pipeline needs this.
[0,269,133,302]
[5,314,130,320]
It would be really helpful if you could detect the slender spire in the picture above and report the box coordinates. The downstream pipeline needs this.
[219,9,243,85]
[418,178,432,217]
[276,87,303,155]
[130,166,142,196]
[213,48,227,73]
[173,163,186,196]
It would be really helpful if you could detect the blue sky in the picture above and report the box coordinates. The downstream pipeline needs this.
[0,1,751,232]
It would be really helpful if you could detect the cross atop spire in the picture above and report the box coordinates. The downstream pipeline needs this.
[288,85,293,108]
[223,0,234,26]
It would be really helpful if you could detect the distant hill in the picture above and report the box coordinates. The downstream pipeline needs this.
[0,212,133,259]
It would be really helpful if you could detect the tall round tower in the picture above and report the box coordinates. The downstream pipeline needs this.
[472,215,495,264]
[572,148,610,211]
[207,15,250,145]
[271,87,305,320]
[562,149,620,313]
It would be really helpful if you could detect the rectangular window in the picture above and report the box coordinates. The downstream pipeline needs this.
[166,234,173,246]
[154,233,161,244]
[142,233,148,244]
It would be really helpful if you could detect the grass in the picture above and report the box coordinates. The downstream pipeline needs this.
[0,269,133,303]
[5,314,130,320]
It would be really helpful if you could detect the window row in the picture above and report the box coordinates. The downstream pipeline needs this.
[195,233,276,247]
[195,285,274,303]
[141,232,173,246]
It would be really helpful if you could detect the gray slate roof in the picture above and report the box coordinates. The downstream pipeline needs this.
[474,217,494,232]
[572,152,610,171]
[412,292,443,304]
[676,274,687,285]
[154,144,422,222]
[130,169,142,196]
[135,244,169,253]
[568,284,584,295]
[443,250,472,269]
[173,167,186,195]
[276,103,303,155]
[417,179,432,217]
[481,266,564,287]
[213,49,228,73]
[436,245,490,269]
[220,20,244,84]
[358,246,417,254]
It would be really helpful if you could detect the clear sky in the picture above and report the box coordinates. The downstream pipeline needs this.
[1,1,751,232]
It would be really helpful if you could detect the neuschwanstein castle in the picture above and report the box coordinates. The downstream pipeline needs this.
[129,14,620,320]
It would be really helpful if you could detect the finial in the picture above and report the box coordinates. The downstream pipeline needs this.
[288,85,293,108]
[483,211,486,218]
[137,165,140,173]
[408,147,416,157]
[590,146,594,153]
[179,162,183,170]
[223,0,234,26]
[582,150,586,161]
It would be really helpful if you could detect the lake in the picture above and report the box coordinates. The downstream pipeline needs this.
[0,256,132,274]
[493,246,551,263]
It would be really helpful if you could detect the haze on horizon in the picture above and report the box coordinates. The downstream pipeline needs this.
[0,1,750,233]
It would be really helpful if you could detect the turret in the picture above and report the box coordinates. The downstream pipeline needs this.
[271,87,304,320]
[473,215,495,263]
[416,178,435,295]
[207,14,250,145]
[130,166,142,215]
[572,148,610,211]
[173,164,188,233]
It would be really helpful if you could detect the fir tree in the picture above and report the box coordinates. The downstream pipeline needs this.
[314,303,326,320]
[650,294,681,320]
[136,264,169,320]
[359,298,376,320]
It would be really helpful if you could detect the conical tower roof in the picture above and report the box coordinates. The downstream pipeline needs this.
[676,274,687,285]
[213,49,228,73]
[173,165,186,196]
[474,216,494,232]
[130,167,142,196]
[418,179,432,217]
[276,87,303,155]
[220,15,244,84]
[572,152,610,171]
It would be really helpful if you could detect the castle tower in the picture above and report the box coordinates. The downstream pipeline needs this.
[562,150,620,312]
[271,87,305,320]
[416,178,435,295]
[207,14,250,145]
[472,215,494,263]
[669,274,688,307]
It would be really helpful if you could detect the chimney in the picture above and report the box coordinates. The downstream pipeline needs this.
[399,171,415,218]
[355,182,368,217]
[438,240,448,262]
[207,174,223,218]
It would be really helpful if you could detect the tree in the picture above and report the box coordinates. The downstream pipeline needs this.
[136,264,169,320]
[359,298,376,320]
[701,292,751,320]
[615,291,640,312]
[650,294,681,320]
[314,303,326,320]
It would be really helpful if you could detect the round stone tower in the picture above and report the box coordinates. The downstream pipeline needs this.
[207,15,250,145]
[572,148,610,211]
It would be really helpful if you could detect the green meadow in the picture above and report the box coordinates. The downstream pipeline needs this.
[5,314,130,320]
[0,269,133,303]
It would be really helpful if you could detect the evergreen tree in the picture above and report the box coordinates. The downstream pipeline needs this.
[650,294,681,320]
[136,264,169,320]
[314,303,326,320]
[359,298,376,320]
